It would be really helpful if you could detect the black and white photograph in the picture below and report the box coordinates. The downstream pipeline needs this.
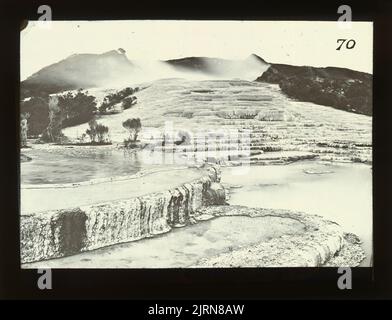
[19,20,373,269]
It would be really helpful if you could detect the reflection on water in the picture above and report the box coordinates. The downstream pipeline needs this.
[20,147,192,184]
[21,148,142,184]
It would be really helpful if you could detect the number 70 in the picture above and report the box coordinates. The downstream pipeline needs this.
[336,39,356,50]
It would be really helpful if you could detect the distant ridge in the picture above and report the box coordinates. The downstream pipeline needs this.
[257,63,372,115]
[248,53,268,64]
[164,54,269,76]
[21,52,270,98]
[21,49,134,98]
[21,49,372,116]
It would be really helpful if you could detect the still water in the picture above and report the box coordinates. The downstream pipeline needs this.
[223,161,372,266]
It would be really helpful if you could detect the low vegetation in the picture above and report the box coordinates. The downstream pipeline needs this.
[20,85,141,146]
[41,96,65,143]
[22,90,97,142]
[85,119,111,144]
[20,113,30,148]
[121,96,137,110]
[59,90,97,127]
[20,96,50,137]
[99,87,139,114]
[279,76,372,115]
[123,118,141,148]
[175,130,191,145]
[257,64,372,116]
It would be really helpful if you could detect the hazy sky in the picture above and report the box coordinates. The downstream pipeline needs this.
[21,20,373,80]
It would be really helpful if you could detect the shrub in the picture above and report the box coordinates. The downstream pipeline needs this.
[20,113,30,147]
[85,119,110,144]
[123,138,138,149]
[20,96,49,136]
[122,96,137,110]
[58,90,97,127]
[96,123,110,143]
[41,96,63,142]
[122,118,141,142]
[20,90,96,140]
[175,130,191,145]
[77,133,87,144]
[99,87,138,114]
[85,119,98,143]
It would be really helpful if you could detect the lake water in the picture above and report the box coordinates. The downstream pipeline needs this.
[20,147,189,185]
[223,161,373,266]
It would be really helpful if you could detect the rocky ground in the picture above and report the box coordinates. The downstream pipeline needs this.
[21,165,223,263]
[63,78,371,164]
[193,205,365,267]
[23,205,365,268]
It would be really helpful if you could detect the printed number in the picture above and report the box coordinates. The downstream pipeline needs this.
[337,39,356,50]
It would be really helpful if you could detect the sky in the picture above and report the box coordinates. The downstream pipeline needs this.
[20,20,373,80]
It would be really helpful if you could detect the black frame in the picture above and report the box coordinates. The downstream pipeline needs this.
[1,0,391,300]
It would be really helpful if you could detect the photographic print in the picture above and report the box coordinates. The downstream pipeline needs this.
[19,20,372,268]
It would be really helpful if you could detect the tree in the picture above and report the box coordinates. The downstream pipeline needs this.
[39,90,97,143]
[122,96,137,110]
[85,119,98,143]
[20,96,49,136]
[99,100,110,114]
[20,113,30,147]
[41,96,63,142]
[58,90,97,127]
[85,119,110,144]
[122,118,141,142]
[99,87,137,114]
[96,123,110,143]
[20,90,96,141]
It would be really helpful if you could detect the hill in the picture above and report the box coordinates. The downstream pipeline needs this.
[256,64,372,116]
[21,49,135,98]
[164,54,269,79]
